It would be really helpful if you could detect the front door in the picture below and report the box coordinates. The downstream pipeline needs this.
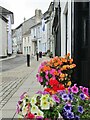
[72,2,90,88]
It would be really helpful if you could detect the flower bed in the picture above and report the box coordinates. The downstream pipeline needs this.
[16,53,90,119]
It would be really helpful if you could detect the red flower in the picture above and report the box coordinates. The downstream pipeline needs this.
[44,88,56,95]
[52,83,65,92]
[44,88,51,92]
[26,112,35,119]
[58,83,65,90]
[49,78,59,87]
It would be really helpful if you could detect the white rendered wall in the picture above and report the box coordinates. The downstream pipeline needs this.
[0,18,7,57]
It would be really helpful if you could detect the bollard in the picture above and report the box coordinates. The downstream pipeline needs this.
[41,52,42,58]
[27,54,30,67]
[39,52,42,58]
[36,53,39,61]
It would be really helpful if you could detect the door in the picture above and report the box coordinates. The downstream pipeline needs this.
[72,2,90,88]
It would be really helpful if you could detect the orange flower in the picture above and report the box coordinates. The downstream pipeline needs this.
[67,81,71,87]
[54,62,58,67]
[61,65,67,70]
[61,58,67,63]
[58,59,63,65]
[60,73,65,78]
[69,58,73,64]
[53,70,58,76]
[69,64,76,69]
[43,65,51,72]
[67,53,70,57]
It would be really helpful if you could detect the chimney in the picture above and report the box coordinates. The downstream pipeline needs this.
[35,9,42,23]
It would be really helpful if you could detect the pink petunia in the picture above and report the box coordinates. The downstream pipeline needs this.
[71,84,79,94]
[82,87,88,95]
[37,75,43,82]
[46,82,48,85]
[49,69,56,75]
[20,92,27,100]
[52,94,60,103]
[45,74,49,80]
[58,69,61,74]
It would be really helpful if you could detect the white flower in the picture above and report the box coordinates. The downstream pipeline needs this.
[31,105,39,114]
[22,106,27,116]
[40,94,49,101]
[41,101,50,110]
[31,97,36,105]
[50,98,55,107]
[37,110,44,117]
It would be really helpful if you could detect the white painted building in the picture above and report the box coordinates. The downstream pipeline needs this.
[12,29,17,54]
[0,6,14,57]
[43,2,55,56]
[0,15,8,57]
[31,22,42,55]
[23,30,32,55]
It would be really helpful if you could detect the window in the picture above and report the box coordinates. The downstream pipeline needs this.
[29,46,31,52]
[24,38,26,43]
[28,37,29,43]
[24,47,26,54]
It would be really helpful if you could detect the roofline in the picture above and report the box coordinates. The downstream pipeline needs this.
[0,14,8,22]
[30,21,42,29]
[0,6,14,24]
[16,23,22,29]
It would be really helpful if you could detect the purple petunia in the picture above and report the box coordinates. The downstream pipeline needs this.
[79,93,85,100]
[68,87,71,93]
[67,112,74,119]
[62,93,69,101]
[75,115,80,120]
[64,104,72,112]
[68,93,74,100]
[78,106,84,114]
[52,95,60,103]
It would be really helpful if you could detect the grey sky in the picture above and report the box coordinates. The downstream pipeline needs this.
[0,0,52,29]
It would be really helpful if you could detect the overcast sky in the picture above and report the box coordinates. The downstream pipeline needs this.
[0,0,52,29]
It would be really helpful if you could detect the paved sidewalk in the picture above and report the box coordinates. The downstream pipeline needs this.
[0,54,16,62]
[0,56,50,119]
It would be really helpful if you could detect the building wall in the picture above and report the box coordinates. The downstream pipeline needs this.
[60,0,71,57]
[0,18,7,57]
[31,24,42,55]
[16,26,23,53]
[7,15,12,55]
[42,23,47,53]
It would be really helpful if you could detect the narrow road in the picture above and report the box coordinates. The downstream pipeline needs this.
[0,54,27,72]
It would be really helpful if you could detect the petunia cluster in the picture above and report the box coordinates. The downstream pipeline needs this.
[36,53,76,89]
[56,84,90,119]
[16,91,62,119]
